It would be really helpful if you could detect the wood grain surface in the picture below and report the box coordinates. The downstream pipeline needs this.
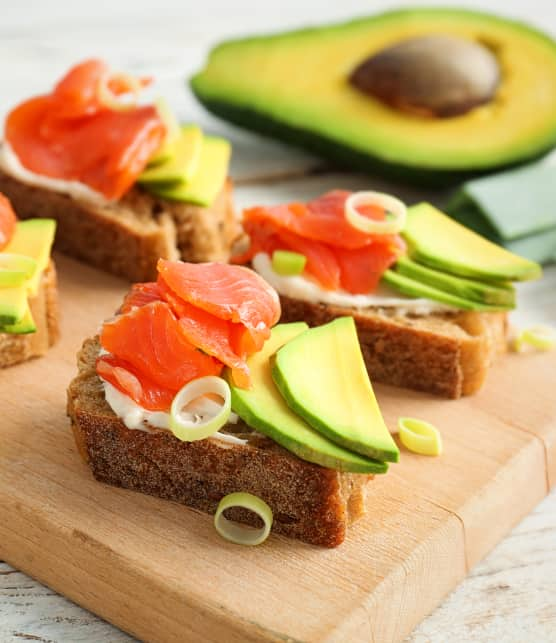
[1,1,556,640]
[0,254,554,643]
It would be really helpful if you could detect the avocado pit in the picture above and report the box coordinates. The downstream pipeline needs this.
[349,34,500,118]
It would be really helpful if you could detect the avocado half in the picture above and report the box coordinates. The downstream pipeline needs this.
[190,8,556,185]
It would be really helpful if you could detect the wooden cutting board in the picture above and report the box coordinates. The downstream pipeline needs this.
[0,254,554,643]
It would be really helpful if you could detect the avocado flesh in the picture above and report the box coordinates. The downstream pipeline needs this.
[382,270,507,312]
[272,317,399,463]
[0,305,36,334]
[3,219,56,297]
[404,203,542,282]
[191,8,556,184]
[0,285,28,325]
[395,256,515,307]
[139,125,203,185]
[146,136,230,207]
[229,322,388,474]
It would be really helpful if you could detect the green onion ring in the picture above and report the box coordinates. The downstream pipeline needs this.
[513,325,556,352]
[345,191,407,235]
[398,417,442,456]
[169,376,231,442]
[214,492,273,546]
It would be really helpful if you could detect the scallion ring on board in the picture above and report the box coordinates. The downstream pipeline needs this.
[214,492,273,546]
[398,417,442,456]
[169,376,231,442]
[513,325,556,352]
[345,191,407,235]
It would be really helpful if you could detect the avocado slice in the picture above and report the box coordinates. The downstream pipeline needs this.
[0,285,28,325]
[3,219,56,296]
[191,8,556,185]
[147,98,182,166]
[404,203,542,282]
[139,125,203,185]
[272,317,399,463]
[0,304,36,334]
[229,322,388,474]
[382,270,508,312]
[145,136,230,207]
[394,256,515,307]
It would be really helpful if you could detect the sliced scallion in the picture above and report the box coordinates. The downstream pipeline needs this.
[214,492,273,546]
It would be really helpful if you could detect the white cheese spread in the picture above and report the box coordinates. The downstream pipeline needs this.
[101,379,248,446]
[252,253,455,315]
[0,142,110,206]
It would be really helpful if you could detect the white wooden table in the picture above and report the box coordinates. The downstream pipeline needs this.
[1,1,555,641]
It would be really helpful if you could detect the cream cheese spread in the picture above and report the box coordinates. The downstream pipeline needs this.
[101,379,247,446]
[0,142,110,206]
[252,253,455,315]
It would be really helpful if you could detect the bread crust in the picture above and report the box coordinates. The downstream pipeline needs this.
[0,261,59,368]
[279,296,507,398]
[0,170,240,282]
[67,337,370,547]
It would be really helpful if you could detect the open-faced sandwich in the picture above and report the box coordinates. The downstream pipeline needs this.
[0,59,239,282]
[67,260,398,547]
[233,190,542,398]
[0,192,58,368]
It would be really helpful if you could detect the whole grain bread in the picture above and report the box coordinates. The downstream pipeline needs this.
[67,337,370,547]
[0,169,240,282]
[0,261,59,368]
[279,296,508,398]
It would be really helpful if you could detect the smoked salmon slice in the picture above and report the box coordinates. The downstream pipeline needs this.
[96,354,176,412]
[235,191,404,294]
[5,59,165,201]
[100,301,223,408]
[156,278,251,388]
[120,282,163,313]
[0,193,17,250]
[157,259,281,352]
[98,261,280,403]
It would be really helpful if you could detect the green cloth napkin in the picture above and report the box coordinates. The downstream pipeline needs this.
[446,162,556,263]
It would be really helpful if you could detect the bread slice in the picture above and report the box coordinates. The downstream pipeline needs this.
[0,261,59,368]
[279,296,508,398]
[67,337,371,547]
[0,169,240,282]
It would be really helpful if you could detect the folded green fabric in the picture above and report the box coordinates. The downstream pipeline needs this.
[446,162,556,263]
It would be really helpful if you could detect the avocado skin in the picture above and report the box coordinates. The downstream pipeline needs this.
[395,256,515,307]
[229,322,388,474]
[190,8,556,186]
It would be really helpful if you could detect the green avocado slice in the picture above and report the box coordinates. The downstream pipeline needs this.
[272,317,399,463]
[0,305,36,334]
[382,270,508,311]
[404,203,542,282]
[394,256,515,307]
[146,136,230,207]
[3,219,56,297]
[229,322,388,474]
[0,284,28,325]
[138,125,203,185]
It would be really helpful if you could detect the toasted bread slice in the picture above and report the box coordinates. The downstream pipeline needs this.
[0,169,240,282]
[67,337,370,547]
[0,261,59,368]
[279,296,508,398]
